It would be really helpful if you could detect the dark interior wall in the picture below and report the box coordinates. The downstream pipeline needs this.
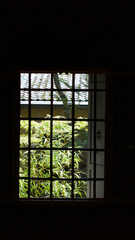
[1,1,135,239]
[113,75,135,198]
[1,0,135,70]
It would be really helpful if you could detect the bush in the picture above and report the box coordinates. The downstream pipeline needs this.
[20,117,88,198]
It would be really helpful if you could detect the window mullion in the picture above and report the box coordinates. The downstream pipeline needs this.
[72,73,75,199]
[93,74,97,199]
[50,73,53,198]
[28,73,31,199]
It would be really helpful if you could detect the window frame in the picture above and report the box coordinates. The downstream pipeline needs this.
[12,69,113,206]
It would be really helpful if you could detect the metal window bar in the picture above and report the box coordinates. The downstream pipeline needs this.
[28,73,31,199]
[93,74,97,198]
[50,74,53,198]
[87,74,93,198]
[19,72,105,200]
[19,177,104,181]
[20,88,105,92]
[19,117,106,122]
[72,73,75,198]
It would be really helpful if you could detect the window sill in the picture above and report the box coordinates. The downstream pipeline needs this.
[13,198,110,207]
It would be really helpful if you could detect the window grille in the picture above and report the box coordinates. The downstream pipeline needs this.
[19,72,106,199]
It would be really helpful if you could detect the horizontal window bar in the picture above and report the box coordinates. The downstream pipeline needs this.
[20,88,106,92]
[20,117,106,121]
[19,147,105,151]
[19,177,104,181]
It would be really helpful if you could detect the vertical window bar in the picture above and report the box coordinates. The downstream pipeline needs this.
[19,75,21,198]
[28,73,31,199]
[72,73,75,199]
[93,74,97,198]
[87,74,92,198]
[50,73,53,198]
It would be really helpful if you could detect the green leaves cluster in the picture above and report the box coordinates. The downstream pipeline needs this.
[20,118,88,198]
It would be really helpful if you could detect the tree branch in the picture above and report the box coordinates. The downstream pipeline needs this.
[53,73,70,118]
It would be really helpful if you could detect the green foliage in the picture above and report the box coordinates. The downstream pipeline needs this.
[20,118,88,198]
[19,73,90,198]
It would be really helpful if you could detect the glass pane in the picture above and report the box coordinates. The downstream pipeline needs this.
[96,151,104,165]
[20,120,29,148]
[53,73,72,89]
[19,179,28,198]
[75,74,89,89]
[52,121,72,148]
[19,150,28,177]
[74,121,94,148]
[96,92,105,119]
[30,150,50,178]
[52,150,72,179]
[31,91,51,118]
[96,151,104,178]
[20,73,29,89]
[96,74,106,89]
[31,120,50,148]
[53,91,72,118]
[75,92,94,119]
[52,180,72,198]
[96,181,104,198]
[90,151,104,164]
[30,180,50,198]
[96,122,105,149]
[89,74,94,89]
[20,90,29,118]
[96,164,104,178]
[31,74,51,89]
[74,150,94,179]
[74,180,93,198]
[31,91,51,102]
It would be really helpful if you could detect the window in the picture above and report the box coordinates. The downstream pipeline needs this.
[19,72,106,200]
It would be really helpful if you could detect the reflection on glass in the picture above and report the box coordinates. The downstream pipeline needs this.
[52,180,72,198]
[30,150,50,178]
[52,121,72,148]
[96,164,104,178]
[53,91,72,118]
[90,151,104,178]
[96,122,105,149]
[31,120,50,148]
[96,92,105,119]
[19,150,28,177]
[52,150,72,179]
[75,74,89,89]
[19,179,28,198]
[53,73,72,89]
[31,91,51,118]
[31,74,51,89]
[30,180,50,198]
[20,120,28,148]
[96,181,104,198]
[20,73,29,89]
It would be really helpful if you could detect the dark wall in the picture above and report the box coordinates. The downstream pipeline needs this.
[1,1,135,239]
[1,0,135,70]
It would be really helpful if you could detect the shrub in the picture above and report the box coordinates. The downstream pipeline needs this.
[19,117,88,198]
